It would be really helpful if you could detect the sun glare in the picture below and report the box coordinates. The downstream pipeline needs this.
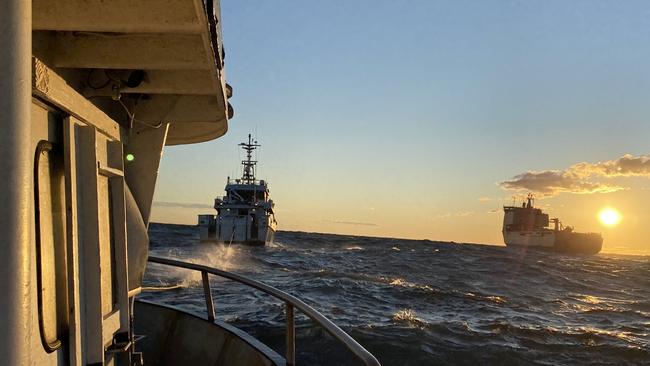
[599,208,621,227]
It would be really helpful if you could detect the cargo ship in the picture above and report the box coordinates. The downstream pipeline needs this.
[503,195,602,254]
[198,134,277,245]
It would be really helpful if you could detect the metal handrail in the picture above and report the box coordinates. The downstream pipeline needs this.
[148,256,381,366]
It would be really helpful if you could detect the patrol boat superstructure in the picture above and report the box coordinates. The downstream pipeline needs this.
[199,134,277,245]
[502,194,603,254]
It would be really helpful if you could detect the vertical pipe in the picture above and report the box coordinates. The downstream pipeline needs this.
[0,0,31,364]
[286,303,295,366]
[201,271,216,321]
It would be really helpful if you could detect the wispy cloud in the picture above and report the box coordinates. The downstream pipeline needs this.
[435,211,475,219]
[153,201,213,209]
[500,153,650,197]
[478,197,492,203]
[324,219,379,227]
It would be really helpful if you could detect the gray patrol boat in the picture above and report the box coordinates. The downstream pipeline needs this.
[198,134,277,245]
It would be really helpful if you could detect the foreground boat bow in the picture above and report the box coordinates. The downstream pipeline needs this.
[142,256,381,366]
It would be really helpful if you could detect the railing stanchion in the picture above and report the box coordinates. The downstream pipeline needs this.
[201,271,216,321]
[286,302,295,366]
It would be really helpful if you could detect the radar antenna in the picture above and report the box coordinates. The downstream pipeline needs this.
[526,193,535,208]
[239,134,260,184]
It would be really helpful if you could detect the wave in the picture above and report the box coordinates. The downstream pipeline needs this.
[141,224,650,366]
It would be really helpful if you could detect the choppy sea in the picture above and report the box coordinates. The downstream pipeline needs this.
[141,223,650,365]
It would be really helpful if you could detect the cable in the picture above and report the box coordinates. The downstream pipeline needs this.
[118,99,165,129]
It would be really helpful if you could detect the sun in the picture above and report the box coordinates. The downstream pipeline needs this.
[598,207,621,227]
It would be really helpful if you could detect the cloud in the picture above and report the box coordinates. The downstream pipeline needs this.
[478,197,492,202]
[324,220,379,227]
[571,154,650,178]
[500,153,650,197]
[500,170,622,196]
[435,211,475,219]
[153,201,213,209]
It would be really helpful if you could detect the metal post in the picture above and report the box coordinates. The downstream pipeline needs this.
[0,0,31,364]
[201,271,216,321]
[286,303,295,366]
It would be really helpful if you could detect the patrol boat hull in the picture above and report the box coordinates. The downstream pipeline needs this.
[199,213,276,246]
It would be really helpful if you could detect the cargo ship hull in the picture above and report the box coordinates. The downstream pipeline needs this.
[503,230,602,254]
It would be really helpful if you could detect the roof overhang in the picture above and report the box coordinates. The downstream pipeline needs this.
[32,0,232,145]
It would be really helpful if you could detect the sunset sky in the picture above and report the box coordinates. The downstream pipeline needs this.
[151,1,650,255]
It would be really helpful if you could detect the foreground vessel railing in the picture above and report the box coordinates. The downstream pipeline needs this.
[147,256,381,366]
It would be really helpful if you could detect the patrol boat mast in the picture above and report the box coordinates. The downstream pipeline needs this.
[240,134,260,184]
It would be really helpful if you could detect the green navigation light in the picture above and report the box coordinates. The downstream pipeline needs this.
[126,153,135,162]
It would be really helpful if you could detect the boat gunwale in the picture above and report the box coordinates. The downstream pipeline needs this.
[134,299,286,366]
[147,255,381,366]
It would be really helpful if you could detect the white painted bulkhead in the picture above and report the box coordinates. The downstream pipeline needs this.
[1,0,233,363]
[24,86,132,366]
[502,231,556,248]
[502,206,556,248]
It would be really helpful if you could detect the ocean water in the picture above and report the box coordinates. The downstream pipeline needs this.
[140,223,650,365]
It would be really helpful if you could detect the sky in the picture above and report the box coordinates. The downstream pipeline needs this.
[151,1,650,255]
